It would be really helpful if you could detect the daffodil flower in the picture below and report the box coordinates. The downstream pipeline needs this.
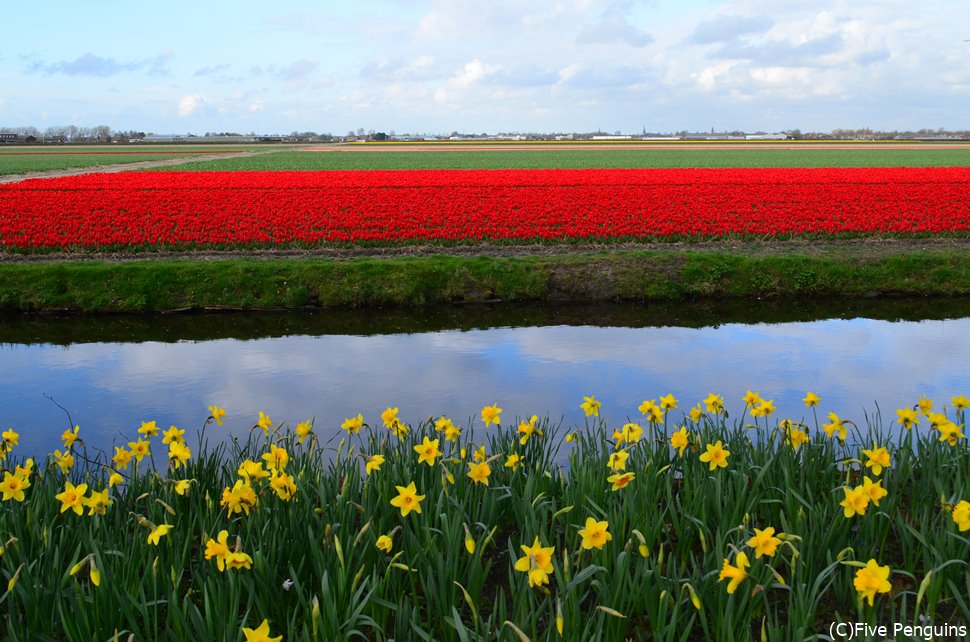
[853,559,892,606]
[578,517,612,550]
[390,482,425,517]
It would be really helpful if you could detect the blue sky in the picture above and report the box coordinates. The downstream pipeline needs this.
[2,0,967,135]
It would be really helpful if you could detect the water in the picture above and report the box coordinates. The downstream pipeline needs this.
[3,299,970,459]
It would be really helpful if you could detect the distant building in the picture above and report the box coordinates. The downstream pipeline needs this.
[745,133,789,140]
[0,133,23,143]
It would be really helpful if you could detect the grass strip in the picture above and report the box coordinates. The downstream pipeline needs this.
[2,250,970,313]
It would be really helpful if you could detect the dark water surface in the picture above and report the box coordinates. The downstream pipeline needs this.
[3,298,970,459]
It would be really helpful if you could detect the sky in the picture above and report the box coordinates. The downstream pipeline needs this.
[1,0,967,135]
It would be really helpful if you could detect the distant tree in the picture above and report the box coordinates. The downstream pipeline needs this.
[373,132,387,141]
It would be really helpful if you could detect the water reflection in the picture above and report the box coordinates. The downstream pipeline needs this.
[3,300,970,459]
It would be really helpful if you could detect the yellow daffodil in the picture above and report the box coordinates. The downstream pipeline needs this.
[742,390,762,407]
[481,403,502,426]
[607,471,635,491]
[840,485,870,518]
[221,480,258,516]
[952,500,970,531]
[147,523,173,546]
[581,395,602,417]
[785,426,810,450]
[138,421,159,438]
[242,619,283,642]
[55,481,88,515]
[803,391,821,407]
[381,407,399,429]
[61,425,81,449]
[607,448,629,471]
[84,488,112,516]
[463,523,476,554]
[699,441,730,471]
[390,482,425,517]
[917,395,933,416]
[376,534,393,553]
[238,459,270,482]
[644,405,663,425]
[261,444,289,471]
[15,458,33,479]
[269,470,297,501]
[896,408,919,430]
[718,551,750,594]
[468,461,492,486]
[505,453,522,470]
[53,449,75,473]
[128,439,150,462]
[517,415,542,444]
[822,412,847,442]
[257,411,273,435]
[514,537,555,588]
[168,441,191,469]
[296,420,314,443]
[952,395,970,410]
[174,479,192,496]
[414,436,442,467]
[341,414,364,434]
[689,404,704,422]
[925,412,948,431]
[90,559,101,587]
[436,416,461,441]
[1,428,19,448]
[578,517,612,550]
[0,472,29,502]
[751,399,776,418]
[638,399,658,416]
[208,405,226,426]
[108,471,124,488]
[112,446,132,470]
[226,551,253,570]
[862,443,891,476]
[860,476,887,507]
[161,425,185,445]
[620,422,643,444]
[365,453,385,475]
[938,421,964,446]
[205,530,231,571]
[659,393,678,411]
[854,559,892,606]
[703,393,725,415]
[746,527,781,558]
[388,418,409,439]
[670,426,690,457]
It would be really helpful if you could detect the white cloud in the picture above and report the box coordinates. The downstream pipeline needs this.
[177,94,207,117]
[450,58,500,88]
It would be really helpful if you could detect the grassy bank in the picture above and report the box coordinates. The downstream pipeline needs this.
[2,249,970,313]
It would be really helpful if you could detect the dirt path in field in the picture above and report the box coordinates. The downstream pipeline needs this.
[4,237,970,264]
[0,147,301,184]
